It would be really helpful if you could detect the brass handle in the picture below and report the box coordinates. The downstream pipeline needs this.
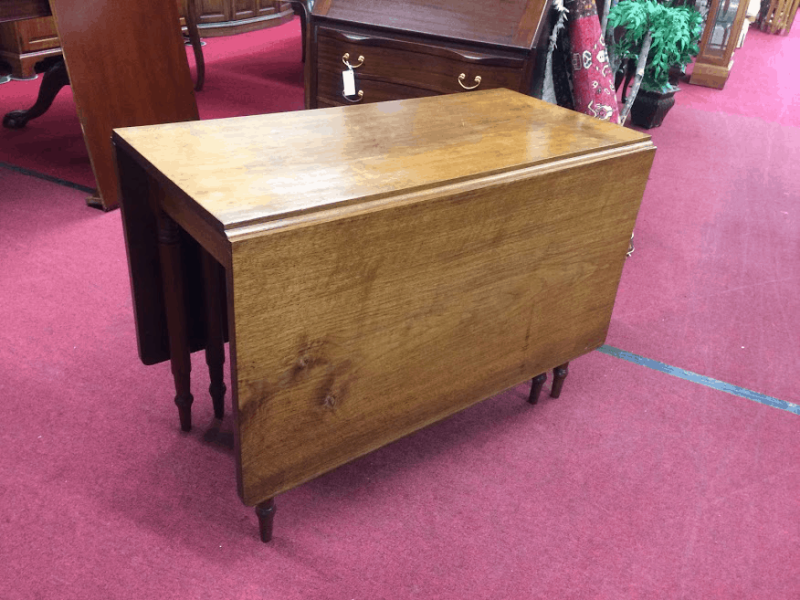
[342,90,364,103]
[342,53,365,69]
[458,73,482,90]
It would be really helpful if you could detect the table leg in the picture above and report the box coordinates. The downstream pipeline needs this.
[290,1,309,63]
[183,0,205,91]
[156,211,194,431]
[527,372,547,405]
[550,362,569,398]
[3,58,69,129]
[255,498,276,543]
[202,250,226,420]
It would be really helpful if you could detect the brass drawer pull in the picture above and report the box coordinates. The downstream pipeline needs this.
[458,73,482,90]
[342,53,365,69]
[342,90,364,103]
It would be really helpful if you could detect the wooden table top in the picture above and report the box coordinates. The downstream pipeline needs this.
[113,89,651,235]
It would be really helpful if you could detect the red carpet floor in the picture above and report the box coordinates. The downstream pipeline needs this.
[607,23,800,403]
[1,16,799,600]
[680,21,800,127]
[609,106,800,402]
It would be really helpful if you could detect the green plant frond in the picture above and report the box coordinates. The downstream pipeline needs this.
[606,0,703,90]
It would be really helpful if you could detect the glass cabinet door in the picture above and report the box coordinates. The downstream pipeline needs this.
[690,0,750,88]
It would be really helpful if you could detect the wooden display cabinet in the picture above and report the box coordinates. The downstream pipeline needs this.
[0,15,59,79]
[305,0,551,109]
[690,0,750,88]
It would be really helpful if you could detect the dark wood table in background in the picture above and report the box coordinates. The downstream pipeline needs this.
[0,0,198,210]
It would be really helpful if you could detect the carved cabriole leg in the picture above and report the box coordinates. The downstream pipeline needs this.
[551,362,570,398]
[155,210,194,431]
[300,7,307,63]
[528,373,547,405]
[2,58,70,129]
[255,498,276,543]
[202,250,226,420]
[289,1,308,63]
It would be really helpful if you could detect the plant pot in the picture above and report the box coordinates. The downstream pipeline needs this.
[630,87,678,129]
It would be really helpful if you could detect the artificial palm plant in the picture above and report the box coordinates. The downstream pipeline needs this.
[604,0,703,124]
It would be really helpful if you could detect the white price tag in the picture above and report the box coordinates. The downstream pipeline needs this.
[342,68,356,97]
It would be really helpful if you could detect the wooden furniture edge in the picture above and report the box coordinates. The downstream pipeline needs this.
[313,0,333,16]
[695,0,749,68]
[225,139,656,241]
[195,7,294,37]
[512,0,551,48]
[312,1,550,52]
[228,143,655,506]
[112,132,232,269]
[316,24,529,64]
[689,60,733,89]
[112,134,217,366]
[236,345,606,506]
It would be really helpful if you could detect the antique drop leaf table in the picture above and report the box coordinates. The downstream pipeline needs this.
[112,89,655,542]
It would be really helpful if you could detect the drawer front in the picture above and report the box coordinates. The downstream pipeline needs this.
[16,18,60,53]
[315,27,526,105]
[317,69,439,107]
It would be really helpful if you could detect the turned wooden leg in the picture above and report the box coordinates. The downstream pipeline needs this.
[202,250,226,420]
[3,58,69,129]
[255,498,276,543]
[550,362,569,398]
[156,211,194,431]
[184,0,205,92]
[527,373,547,405]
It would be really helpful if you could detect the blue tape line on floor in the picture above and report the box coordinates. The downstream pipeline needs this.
[598,345,800,416]
[0,161,95,194]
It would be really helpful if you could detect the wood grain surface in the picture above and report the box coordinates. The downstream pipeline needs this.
[114,89,655,506]
[114,89,649,233]
[49,0,198,210]
[315,0,549,50]
[230,145,654,505]
[313,26,528,106]
[0,0,50,23]
[190,0,293,37]
[0,14,60,78]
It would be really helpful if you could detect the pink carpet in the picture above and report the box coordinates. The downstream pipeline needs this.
[680,21,800,127]
[1,16,799,600]
[608,105,800,402]
[607,24,800,403]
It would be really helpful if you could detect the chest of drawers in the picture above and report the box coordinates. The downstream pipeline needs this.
[0,15,59,78]
[305,0,551,108]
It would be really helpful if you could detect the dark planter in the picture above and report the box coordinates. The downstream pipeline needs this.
[630,87,678,129]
